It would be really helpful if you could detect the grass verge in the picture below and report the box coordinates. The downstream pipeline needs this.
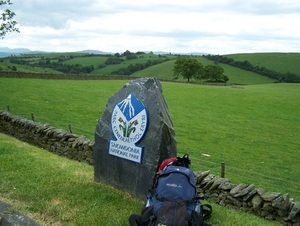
[0,133,280,226]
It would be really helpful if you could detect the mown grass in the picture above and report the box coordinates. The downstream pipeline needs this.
[0,133,142,226]
[163,83,300,196]
[0,133,280,226]
[225,52,300,76]
[0,78,123,138]
[0,78,299,225]
[0,78,299,201]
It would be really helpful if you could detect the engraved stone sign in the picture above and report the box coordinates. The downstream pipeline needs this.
[94,77,177,198]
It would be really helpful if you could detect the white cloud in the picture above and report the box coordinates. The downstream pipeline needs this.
[1,0,300,54]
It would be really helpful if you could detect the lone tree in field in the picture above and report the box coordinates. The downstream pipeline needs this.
[173,57,204,82]
[0,0,19,38]
[203,64,228,82]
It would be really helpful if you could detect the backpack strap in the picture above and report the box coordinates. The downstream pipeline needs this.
[171,154,191,168]
[201,204,213,220]
[149,156,177,193]
[155,193,195,205]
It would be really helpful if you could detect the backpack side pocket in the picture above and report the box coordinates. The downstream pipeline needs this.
[141,205,154,225]
[155,199,190,226]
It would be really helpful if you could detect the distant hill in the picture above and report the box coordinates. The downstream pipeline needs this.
[0,47,114,58]
[0,47,208,57]
[224,53,300,77]
[153,51,208,55]
[0,47,32,53]
[0,47,47,57]
[76,50,114,55]
[0,52,12,57]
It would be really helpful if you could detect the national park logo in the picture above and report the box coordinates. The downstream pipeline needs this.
[108,93,148,163]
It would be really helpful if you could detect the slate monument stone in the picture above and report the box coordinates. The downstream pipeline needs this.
[94,77,177,199]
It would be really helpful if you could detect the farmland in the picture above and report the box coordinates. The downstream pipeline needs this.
[0,51,299,225]
[0,78,299,201]
[225,52,300,76]
[0,51,300,84]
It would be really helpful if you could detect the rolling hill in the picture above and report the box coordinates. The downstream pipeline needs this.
[224,52,300,76]
[132,58,276,85]
[1,51,299,85]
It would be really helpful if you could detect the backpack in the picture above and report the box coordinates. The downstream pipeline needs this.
[129,154,212,226]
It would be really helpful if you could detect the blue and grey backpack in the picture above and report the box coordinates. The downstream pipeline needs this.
[129,154,212,226]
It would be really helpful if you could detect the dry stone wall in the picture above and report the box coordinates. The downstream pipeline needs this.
[195,171,300,226]
[0,110,94,165]
[0,110,299,225]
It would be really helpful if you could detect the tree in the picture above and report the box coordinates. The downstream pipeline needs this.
[105,56,124,65]
[0,0,19,38]
[123,50,131,56]
[126,53,138,60]
[173,57,204,82]
[203,64,225,82]
[223,75,229,83]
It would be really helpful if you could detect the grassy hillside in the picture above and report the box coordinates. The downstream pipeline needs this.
[224,52,300,76]
[132,57,215,80]
[0,61,8,70]
[63,55,108,67]
[1,51,177,76]
[7,63,62,74]
[133,57,276,84]
[132,59,177,80]
[0,78,299,202]
[1,52,298,84]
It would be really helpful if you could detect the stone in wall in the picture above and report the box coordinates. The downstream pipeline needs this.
[195,170,300,226]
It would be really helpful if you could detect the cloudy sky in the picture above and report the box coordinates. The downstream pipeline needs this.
[1,0,300,54]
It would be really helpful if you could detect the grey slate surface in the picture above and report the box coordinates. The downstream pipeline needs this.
[0,200,41,226]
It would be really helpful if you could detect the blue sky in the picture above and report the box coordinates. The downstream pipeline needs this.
[1,0,300,54]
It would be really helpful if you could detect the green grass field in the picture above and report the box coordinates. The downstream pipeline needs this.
[224,52,300,76]
[0,133,280,226]
[0,78,299,202]
[0,52,298,225]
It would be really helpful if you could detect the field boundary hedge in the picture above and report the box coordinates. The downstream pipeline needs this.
[0,71,240,86]
[1,110,299,226]
[0,71,136,80]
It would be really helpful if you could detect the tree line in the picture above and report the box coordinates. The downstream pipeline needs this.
[98,50,171,75]
[204,54,300,83]
[8,57,95,74]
